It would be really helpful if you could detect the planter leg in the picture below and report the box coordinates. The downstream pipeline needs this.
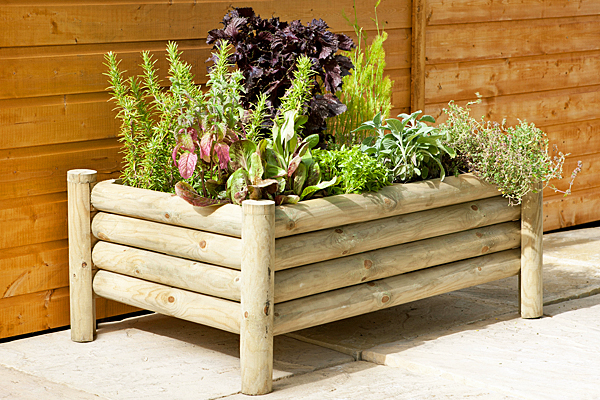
[68,169,97,342]
[520,184,543,318]
[241,200,275,395]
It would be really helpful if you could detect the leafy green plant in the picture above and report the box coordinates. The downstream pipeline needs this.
[313,145,391,195]
[355,111,456,183]
[325,0,393,147]
[439,100,581,205]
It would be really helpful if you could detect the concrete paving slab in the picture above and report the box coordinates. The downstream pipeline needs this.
[0,364,108,400]
[0,314,353,400]
[363,294,600,400]
[224,361,521,400]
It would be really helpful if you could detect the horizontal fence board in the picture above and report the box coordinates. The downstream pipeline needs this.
[0,93,118,150]
[275,196,520,270]
[91,212,243,269]
[426,51,600,104]
[93,241,241,301]
[0,1,409,47]
[273,249,521,335]
[0,193,67,249]
[0,240,68,299]
[544,187,600,231]
[0,286,138,339]
[93,270,241,334]
[276,174,499,238]
[427,85,600,128]
[543,152,599,197]
[275,221,520,303]
[391,68,411,109]
[544,119,600,158]
[0,139,121,200]
[426,16,600,64]
[427,0,600,25]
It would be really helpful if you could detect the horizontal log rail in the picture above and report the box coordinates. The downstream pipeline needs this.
[274,221,520,303]
[93,270,241,334]
[91,174,499,238]
[93,241,241,301]
[273,249,521,335]
[91,212,242,269]
[274,196,519,270]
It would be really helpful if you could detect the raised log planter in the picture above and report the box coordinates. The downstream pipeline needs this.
[67,169,543,395]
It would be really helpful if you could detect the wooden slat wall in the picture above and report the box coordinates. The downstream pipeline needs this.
[0,1,411,339]
[421,0,600,231]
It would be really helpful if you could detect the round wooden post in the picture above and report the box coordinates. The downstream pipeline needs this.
[520,183,543,318]
[68,169,97,342]
[240,200,275,395]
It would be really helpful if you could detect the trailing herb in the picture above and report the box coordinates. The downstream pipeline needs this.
[313,146,391,195]
[355,111,456,183]
[325,0,393,147]
[207,7,355,142]
[439,100,581,204]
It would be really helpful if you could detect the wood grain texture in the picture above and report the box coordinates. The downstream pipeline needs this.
[93,270,241,334]
[521,184,543,318]
[275,174,499,238]
[427,0,600,25]
[426,16,600,64]
[273,249,521,335]
[91,180,243,237]
[411,0,426,112]
[544,119,600,158]
[544,187,600,231]
[275,221,521,303]
[92,241,241,301]
[67,169,96,342]
[241,200,275,395]
[91,212,242,269]
[275,196,520,270]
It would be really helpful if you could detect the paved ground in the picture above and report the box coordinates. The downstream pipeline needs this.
[1,227,599,399]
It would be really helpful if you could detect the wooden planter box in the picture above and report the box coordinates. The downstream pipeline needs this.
[68,169,543,395]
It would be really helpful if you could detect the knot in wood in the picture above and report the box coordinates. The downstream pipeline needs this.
[367,282,376,287]
[478,267,482,271]
[476,232,483,238]
[81,262,87,268]
[335,228,343,234]
[381,295,390,304]
[471,205,479,211]
[167,296,175,303]
[164,213,171,219]
[199,240,207,249]
[481,246,490,254]
[244,311,249,318]
[287,220,296,230]
[364,260,373,269]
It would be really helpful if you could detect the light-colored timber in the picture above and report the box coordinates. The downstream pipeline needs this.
[92,241,241,301]
[91,180,243,237]
[411,0,426,113]
[520,185,544,318]
[240,200,276,395]
[275,174,499,237]
[92,270,240,334]
[274,195,519,270]
[67,169,97,342]
[273,249,521,335]
[275,221,520,303]
[91,212,242,269]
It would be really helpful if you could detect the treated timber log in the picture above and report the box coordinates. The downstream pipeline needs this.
[275,221,520,303]
[67,169,97,342]
[92,242,241,301]
[93,270,240,334]
[273,249,521,335]
[91,212,242,269]
[275,174,499,237]
[240,200,276,395]
[91,180,243,237]
[521,185,543,318]
[275,196,519,270]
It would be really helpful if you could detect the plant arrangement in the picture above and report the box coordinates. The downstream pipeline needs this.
[105,6,578,208]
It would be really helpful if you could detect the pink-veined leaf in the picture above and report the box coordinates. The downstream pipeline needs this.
[175,181,231,207]
[171,144,181,164]
[200,134,214,162]
[214,142,231,170]
[178,151,197,179]
[287,155,302,177]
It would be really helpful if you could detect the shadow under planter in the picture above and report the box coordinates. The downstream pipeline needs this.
[67,169,543,395]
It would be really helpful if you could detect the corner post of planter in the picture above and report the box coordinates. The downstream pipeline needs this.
[241,200,275,395]
[67,169,97,342]
[520,183,543,318]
